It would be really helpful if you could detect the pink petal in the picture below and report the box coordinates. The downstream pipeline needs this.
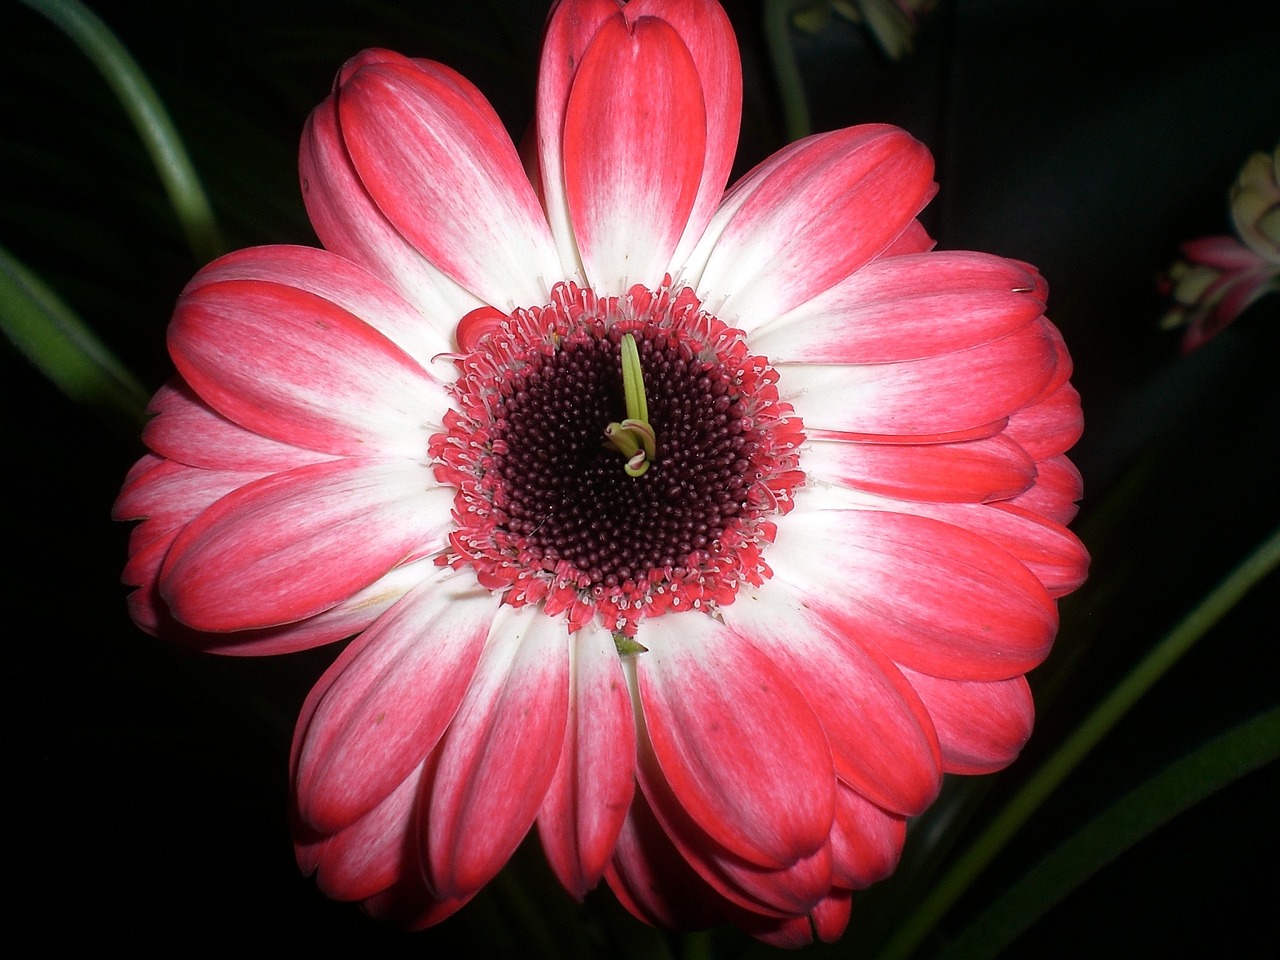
[301,761,426,901]
[141,378,334,473]
[1003,382,1084,461]
[729,585,942,816]
[770,495,1058,680]
[605,789,735,931]
[170,278,450,457]
[335,51,560,308]
[779,317,1059,437]
[829,783,905,889]
[1007,453,1084,525]
[291,563,497,832]
[301,68,486,327]
[562,13,706,293]
[635,610,835,868]
[750,251,1046,363]
[425,605,571,900]
[803,433,1036,504]
[535,0,741,280]
[695,125,935,328]
[634,731,835,917]
[900,668,1035,775]
[160,458,454,632]
[185,245,454,372]
[537,624,637,900]
[903,499,1091,599]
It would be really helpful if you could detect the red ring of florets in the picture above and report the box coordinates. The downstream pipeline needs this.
[429,279,805,635]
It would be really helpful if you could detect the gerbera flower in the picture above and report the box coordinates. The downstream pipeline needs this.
[114,0,1087,946]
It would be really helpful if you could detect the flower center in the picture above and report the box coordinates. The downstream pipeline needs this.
[430,280,805,639]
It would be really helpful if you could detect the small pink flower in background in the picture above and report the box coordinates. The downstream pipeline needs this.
[114,0,1086,946]
[1161,143,1280,353]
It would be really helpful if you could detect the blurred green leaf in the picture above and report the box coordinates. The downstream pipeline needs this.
[19,0,223,263]
[1,245,149,437]
[937,706,1280,960]
[875,523,1280,960]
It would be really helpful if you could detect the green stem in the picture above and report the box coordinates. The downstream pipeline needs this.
[875,523,1280,960]
[20,0,224,263]
[762,0,813,142]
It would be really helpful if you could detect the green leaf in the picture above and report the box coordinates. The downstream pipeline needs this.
[18,0,223,263]
[0,245,149,436]
[936,706,1280,960]
[874,524,1280,960]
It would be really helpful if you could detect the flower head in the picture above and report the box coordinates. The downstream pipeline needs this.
[1161,143,1280,353]
[114,0,1087,946]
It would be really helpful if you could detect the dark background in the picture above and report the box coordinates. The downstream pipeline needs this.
[4,0,1278,957]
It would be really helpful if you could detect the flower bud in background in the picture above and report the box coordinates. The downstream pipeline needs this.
[1161,143,1280,353]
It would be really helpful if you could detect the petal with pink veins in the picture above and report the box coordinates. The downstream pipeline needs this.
[160,458,453,632]
[780,318,1059,437]
[537,622,637,900]
[302,761,427,902]
[302,71,486,329]
[170,279,450,457]
[803,432,1036,504]
[141,378,335,473]
[694,125,935,328]
[900,668,1035,775]
[1007,453,1084,525]
[829,782,905,889]
[635,610,835,868]
[750,251,1046,363]
[425,604,571,900]
[185,245,455,373]
[770,491,1058,680]
[292,563,497,833]
[728,584,943,815]
[335,53,560,309]
[562,14,706,294]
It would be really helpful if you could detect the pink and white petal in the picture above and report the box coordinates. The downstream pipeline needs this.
[302,79,486,330]
[779,319,1059,437]
[184,245,454,373]
[292,563,497,833]
[1003,382,1084,462]
[634,728,835,917]
[629,0,742,269]
[750,251,1046,364]
[336,53,560,309]
[729,584,942,816]
[425,604,571,900]
[114,454,260,546]
[1007,454,1084,525]
[304,761,427,902]
[160,458,453,632]
[537,622,637,900]
[902,499,1090,599]
[803,433,1036,504]
[195,557,438,657]
[141,379,335,473]
[562,14,706,294]
[829,783,906,889]
[171,279,450,457]
[634,610,835,868]
[770,493,1058,680]
[900,668,1035,775]
[695,125,935,330]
